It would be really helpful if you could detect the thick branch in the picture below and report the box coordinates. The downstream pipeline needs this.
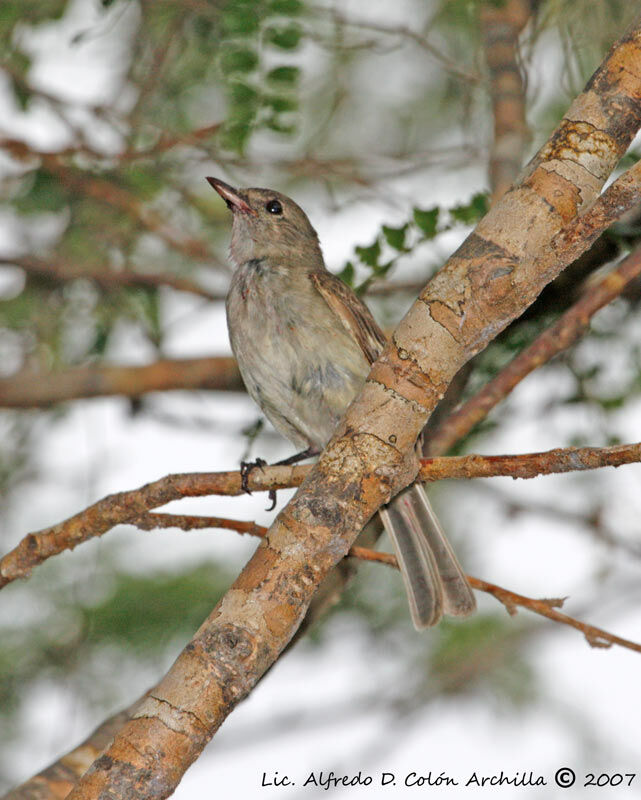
[9,552,636,800]
[425,244,641,456]
[1,704,142,800]
[0,356,243,408]
[2,441,639,590]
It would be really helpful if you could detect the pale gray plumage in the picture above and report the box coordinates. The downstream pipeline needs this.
[209,177,476,629]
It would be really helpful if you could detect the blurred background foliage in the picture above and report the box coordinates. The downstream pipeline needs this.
[1,0,641,793]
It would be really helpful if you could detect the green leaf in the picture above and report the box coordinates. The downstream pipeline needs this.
[413,206,439,238]
[220,47,259,75]
[192,15,214,41]
[219,121,253,153]
[119,166,163,200]
[0,289,40,328]
[228,80,259,106]
[8,49,31,74]
[264,116,296,135]
[1,0,67,25]
[10,76,31,110]
[120,287,162,345]
[263,94,298,113]
[373,258,395,278]
[265,23,302,49]
[0,1,23,26]
[337,261,355,287]
[90,318,111,356]
[268,0,304,14]
[13,170,69,214]
[266,65,300,85]
[6,50,32,109]
[382,223,408,251]
[221,4,261,36]
[450,192,489,224]
[355,239,381,268]
[223,80,260,146]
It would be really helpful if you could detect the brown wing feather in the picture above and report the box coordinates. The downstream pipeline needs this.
[311,271,387,365]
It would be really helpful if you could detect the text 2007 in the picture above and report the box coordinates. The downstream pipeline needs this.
[585,773,635,787]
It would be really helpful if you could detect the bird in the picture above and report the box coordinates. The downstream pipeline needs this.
[208,176,476,629]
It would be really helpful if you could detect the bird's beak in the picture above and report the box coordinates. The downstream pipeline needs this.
[206,177,256,215]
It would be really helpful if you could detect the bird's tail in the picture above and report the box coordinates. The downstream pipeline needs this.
[379,483,476,629]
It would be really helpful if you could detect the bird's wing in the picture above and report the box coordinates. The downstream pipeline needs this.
[310,270,387,365]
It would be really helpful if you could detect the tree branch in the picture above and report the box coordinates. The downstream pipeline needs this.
[133,512,267,537]
[425,244,641,456]
[0,356,242,408]
[421,0,536,433]
[119,123,222,161]
[481,0,532,203]
[10,550,637,800]
[1,702,145,800]
[0,139,220,266]
[350,546,641,655]
[2,441,639,590]
[1,254,223,301]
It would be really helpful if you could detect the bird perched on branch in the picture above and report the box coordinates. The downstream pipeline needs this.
[208,176,476,629]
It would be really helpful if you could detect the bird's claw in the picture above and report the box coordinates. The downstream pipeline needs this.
[240,457,267,494]
[265,489,277,512]
[240,457,278,510]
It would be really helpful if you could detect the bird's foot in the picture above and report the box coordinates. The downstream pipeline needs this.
[240,447,318,512]
[240,457,278,511]
[240,457,267,494]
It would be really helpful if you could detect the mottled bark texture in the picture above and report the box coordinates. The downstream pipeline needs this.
[425,244,641,456]
[2,706,140,800]
[19,19,641,800]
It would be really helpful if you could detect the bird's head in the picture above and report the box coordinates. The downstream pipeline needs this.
[207,177,323,268]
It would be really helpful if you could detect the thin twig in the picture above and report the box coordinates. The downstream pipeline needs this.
[129,516,641,656]
[327,10,480,83]
[1,254,223,301]
[0,138,219,265]
[2,440,639,590]
[134,512,267,538]
[350,547,641,655]
[119,123,222,161]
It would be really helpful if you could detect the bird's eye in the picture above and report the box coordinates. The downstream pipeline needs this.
[266,199,282,215]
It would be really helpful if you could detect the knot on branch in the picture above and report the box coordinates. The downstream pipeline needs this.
[200,623,255,663]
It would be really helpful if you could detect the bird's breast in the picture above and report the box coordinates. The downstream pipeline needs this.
[226,263,370,449]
